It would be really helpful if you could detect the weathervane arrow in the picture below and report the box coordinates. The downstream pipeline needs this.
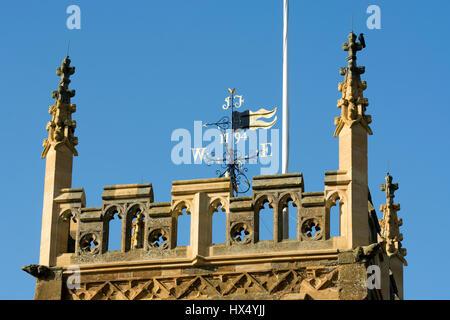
[202,88,278,196]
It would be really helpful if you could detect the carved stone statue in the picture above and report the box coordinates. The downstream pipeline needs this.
[131,212,144,249]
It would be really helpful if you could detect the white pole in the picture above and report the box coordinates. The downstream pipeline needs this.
[282,0,289,239]
[282,0,289,174]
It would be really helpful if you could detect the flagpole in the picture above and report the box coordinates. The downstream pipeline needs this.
[282,0,289,175]
[282,0,289,238]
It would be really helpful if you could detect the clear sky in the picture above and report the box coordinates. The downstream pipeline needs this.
[0,0,449,299]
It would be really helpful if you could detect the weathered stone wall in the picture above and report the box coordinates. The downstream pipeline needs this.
[30,173,395,300]
[37,250,374,300]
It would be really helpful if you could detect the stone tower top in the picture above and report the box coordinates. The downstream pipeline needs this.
[27,32,407,300]
[334,32,372,137]
[41,56,78,158]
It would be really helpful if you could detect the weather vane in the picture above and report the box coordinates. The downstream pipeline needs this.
[203,88,277,196]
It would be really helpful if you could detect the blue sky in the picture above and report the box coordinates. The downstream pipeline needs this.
[0,0,449,299]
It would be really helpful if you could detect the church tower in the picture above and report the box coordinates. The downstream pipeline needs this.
[24,33,406,300]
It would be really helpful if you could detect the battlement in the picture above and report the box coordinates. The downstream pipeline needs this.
[55,173,356,267]
[43,172,388,300]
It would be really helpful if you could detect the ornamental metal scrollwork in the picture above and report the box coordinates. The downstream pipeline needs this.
[203,88,277,196]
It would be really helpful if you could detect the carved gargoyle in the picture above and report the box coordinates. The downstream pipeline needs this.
[22,264,52,279]
[353,243,381,263]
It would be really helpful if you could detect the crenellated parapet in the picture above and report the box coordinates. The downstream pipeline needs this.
[300,192,326,241]
[51,173,362,266]
[31,171,406,300]
[252,173,303,242]
[75,184,154,258]
[41,173,395,300]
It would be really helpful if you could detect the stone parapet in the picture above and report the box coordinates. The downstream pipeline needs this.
[50,174,355,268]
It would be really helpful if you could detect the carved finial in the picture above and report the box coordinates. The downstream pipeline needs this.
[381,172,398,204]
[41,56,78,159]
[51,56,76,103]
[334,32,372,137]
[379,173,407,265]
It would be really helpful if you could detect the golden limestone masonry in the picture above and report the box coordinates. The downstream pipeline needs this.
[23,32,407,300]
